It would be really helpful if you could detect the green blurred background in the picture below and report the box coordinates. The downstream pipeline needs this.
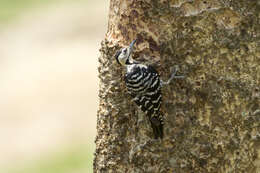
[0,0,108,172]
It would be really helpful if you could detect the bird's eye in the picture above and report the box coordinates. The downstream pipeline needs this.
[123,49,127,54]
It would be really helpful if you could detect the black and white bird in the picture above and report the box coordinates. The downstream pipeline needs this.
[115,40,183,139]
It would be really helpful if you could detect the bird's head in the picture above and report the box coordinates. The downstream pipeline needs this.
[115,39,136,66]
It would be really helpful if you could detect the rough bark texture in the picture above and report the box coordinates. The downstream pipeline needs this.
[94,0,260,172]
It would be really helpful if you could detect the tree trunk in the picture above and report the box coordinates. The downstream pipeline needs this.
[94,0,260,172]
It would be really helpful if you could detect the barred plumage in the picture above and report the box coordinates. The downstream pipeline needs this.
[115,39,184,139]
[125,64,164,139]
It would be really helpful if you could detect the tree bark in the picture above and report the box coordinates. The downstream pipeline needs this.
[94,0,260,172]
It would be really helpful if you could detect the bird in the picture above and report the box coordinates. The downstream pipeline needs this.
[115,39,183,139]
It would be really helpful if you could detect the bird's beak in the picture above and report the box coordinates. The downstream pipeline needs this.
[129,39,136,53]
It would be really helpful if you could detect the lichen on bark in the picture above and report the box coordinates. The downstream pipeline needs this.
[94,0,260,172]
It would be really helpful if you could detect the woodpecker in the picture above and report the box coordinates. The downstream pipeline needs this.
[115,39,183,139]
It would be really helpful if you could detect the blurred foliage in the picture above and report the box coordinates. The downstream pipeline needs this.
[0,0,47,22]
[0,0,96,172]
[5,144,94,173]
[0,0,82,22]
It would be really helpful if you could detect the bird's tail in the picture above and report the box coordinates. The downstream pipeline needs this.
[149,114,164,139]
